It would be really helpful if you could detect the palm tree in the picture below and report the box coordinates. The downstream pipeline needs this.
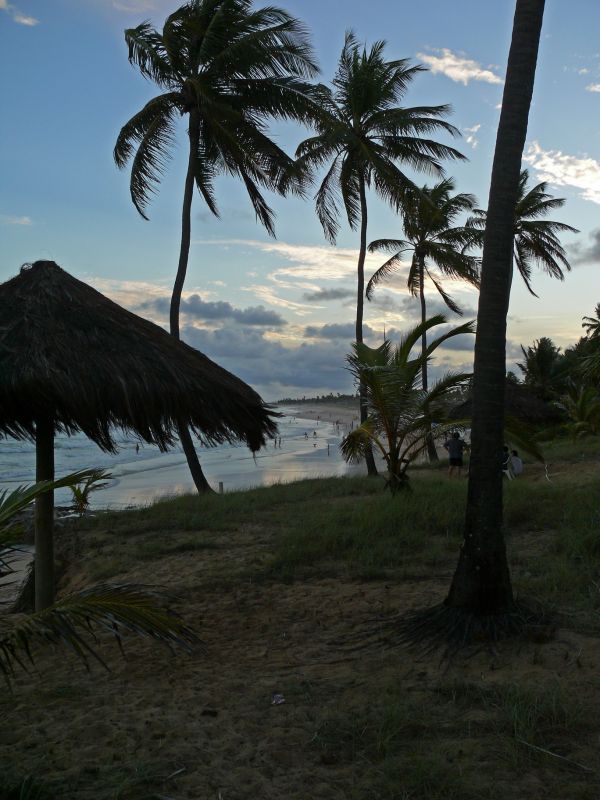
[466,169,578,295]
[295,32,465,475]
[115,0,319,492]
[0,478,197,682]
[443,0,547,633]
[394,0,547,651]
[517,336,565,399]
[582,303,600,339]
[367,178,480,459]
[559,384,600,438]
[341,315,474,493]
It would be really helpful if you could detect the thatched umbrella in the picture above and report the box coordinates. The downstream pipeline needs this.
[0,261,278,610]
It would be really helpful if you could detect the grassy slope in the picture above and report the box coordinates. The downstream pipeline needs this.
[2,438,600,799]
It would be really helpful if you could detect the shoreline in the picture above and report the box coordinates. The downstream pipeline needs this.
[277,402,360,431]
[0,408,363,512]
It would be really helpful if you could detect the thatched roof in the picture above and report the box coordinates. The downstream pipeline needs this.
[448,381,563,425]
[0,261,277,451]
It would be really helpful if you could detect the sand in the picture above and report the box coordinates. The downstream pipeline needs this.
[279,402,360,430]
[3,463,600,798]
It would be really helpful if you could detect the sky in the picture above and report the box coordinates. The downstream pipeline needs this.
[2,0,600,400]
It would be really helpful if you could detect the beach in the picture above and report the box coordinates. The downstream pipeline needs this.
[277,401,360,430]
[0,406,364,511]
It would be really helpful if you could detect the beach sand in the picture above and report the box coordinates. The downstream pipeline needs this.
[3,459,600,799]
[278,402,360,430]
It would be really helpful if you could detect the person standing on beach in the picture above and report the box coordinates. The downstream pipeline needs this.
[443,432,467,477]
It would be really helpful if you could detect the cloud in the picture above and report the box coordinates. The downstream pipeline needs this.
[568,228,600,265]
[88,276,172,313]
[302,287,355,302]
[243,284,315,316]
[426,325,475,352]
[0,1,38,24]
[304,323,377,340]
[586,83,600,92]
[417,49,503,85]
[0,214,32,225]
[112,0,159,10]
[140,294,287,327]
[463,123,481,149]
[182,324,354,399]
[196,238,388,282]
[524,141,600,204]
[578,68,590,75]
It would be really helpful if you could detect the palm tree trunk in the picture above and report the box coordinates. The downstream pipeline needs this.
[170,109,213,494]
[446,0,545,615]
[418,256,438,462]
[357,176,378,476]
[35,416,54,611]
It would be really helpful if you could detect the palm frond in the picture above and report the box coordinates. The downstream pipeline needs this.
[426,270,463,315]
[0,470,100,534]
[366,247,411,299]
[340,421,377,463]
[124,23,173,87]
[424,318,475,359]
[128,105,178,219]
[504,416,544,462]
[0,584,200,682]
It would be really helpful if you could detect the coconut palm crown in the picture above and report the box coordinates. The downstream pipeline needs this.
[115,0,319,233]
[296,32,465,248]
[295,32,464,473]
[367,178,480,317]
[466,168,578,295]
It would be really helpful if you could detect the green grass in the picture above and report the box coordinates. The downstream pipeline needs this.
[264,476,466,580]
[436,680,590,772]
[312,684,496,799]
[535,434,600,463]
[75,466,600,620]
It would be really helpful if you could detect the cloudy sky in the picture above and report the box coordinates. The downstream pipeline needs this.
[2,0,600,399]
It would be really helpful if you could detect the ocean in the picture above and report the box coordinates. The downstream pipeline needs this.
[0,409,360,510]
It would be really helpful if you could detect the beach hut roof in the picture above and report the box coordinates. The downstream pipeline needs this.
[0,261,277,451]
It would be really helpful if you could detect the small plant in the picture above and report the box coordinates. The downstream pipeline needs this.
[0,473,198,683]
[69,469,111,515]
[341,315,474,494]
[558,384,600,438]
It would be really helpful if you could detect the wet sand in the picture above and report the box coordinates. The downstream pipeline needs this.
[278,402,360,430]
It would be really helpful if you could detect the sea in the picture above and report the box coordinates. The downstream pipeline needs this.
[0,408,360,511]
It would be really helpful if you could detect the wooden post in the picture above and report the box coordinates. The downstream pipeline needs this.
[35,416,54,611]
[218,481,224,494]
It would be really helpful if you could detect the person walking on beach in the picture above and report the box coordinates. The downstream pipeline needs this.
[443,432,466,477]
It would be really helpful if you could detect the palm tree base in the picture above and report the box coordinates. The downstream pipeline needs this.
[353,601,550,659]
[389,601,549,657]
[365,447,379,476]
[178,423,215,494]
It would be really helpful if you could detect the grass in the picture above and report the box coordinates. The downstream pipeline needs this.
[75,465,600,617]
[312,689,481,799]
[5,446,600,799]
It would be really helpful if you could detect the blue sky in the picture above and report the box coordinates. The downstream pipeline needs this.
[2,0,600,399]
